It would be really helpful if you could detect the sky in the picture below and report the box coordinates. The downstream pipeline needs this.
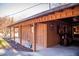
[0,3,67,21]
[0,3,50,21]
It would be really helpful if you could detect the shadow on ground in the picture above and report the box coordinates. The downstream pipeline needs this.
[4,38,33,52]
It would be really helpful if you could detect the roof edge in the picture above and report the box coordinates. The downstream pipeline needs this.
[8,3,79,27]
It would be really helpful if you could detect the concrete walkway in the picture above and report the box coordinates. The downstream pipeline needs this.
[37,45,79,56]
[1,38,79,56]
[0,48,39,56]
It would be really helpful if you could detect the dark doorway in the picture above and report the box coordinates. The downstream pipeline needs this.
[57,16,79,46]
[57,18,73,46]
[71,22,79,46]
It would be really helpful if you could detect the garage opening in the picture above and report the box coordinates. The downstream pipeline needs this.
[56,16,79,46]
[44,16,79,48]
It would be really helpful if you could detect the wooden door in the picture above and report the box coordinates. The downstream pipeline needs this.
[36,23,47,49]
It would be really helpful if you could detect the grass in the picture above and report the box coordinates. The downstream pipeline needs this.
[0,38,11,49]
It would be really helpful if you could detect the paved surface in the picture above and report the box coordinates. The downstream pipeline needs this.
[1,38,79,56]
[0,48,39,56]
[37,45,79,56]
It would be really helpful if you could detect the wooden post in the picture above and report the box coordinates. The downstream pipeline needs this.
[19,25,22,45]
[13,27,15,41]
[10,27,11,39]
[32,23,36,52]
